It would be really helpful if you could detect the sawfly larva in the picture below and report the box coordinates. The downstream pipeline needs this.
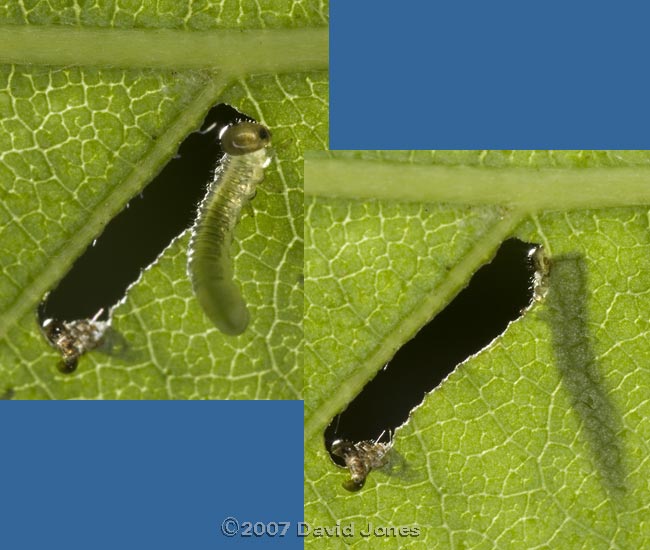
[187,120,272,335]
[40,309,110,374]
[528,244,552,302]
[331,432,393,491]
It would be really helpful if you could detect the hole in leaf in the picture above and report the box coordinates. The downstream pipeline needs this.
[325,238,540,465]
[38,104,254,323]
[37,104,260,372]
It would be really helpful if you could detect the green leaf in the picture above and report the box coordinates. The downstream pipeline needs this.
[0,1,328,399]
[305,151,650,547]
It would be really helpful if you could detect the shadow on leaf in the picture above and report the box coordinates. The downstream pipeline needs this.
[546,253,625,497]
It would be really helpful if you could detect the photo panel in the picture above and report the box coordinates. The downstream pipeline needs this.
[0,2,327,399]
[304,150,650,547]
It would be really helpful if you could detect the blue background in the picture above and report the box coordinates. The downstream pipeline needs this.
[0,401,303,548]
[331,1,650,149]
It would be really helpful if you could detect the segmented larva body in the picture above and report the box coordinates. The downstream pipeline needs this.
[187,121,272,335]
[331,436,393,491]
[41,310,109,374]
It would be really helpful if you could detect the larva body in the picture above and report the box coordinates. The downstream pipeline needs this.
[331,436,393,491]
[188,121,271,335]
[41,309,109,373]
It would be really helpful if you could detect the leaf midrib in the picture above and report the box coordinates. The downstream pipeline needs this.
[305,156,650,209]
[0,25,328,72]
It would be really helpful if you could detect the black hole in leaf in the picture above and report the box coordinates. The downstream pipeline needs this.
[38,104,254,323]
[325,238,539,465]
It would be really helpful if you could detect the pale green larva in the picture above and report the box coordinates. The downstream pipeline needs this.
[187,121,272,335]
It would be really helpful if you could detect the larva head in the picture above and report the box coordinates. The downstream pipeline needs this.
[219,121,271,156]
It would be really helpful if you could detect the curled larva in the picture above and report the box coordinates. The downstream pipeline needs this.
[40,310,110,374]
[187,121,272,335]
[331,433,393,491]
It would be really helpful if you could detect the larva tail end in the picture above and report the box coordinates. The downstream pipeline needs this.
[214,305,250,336]
[195,281,250,336]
